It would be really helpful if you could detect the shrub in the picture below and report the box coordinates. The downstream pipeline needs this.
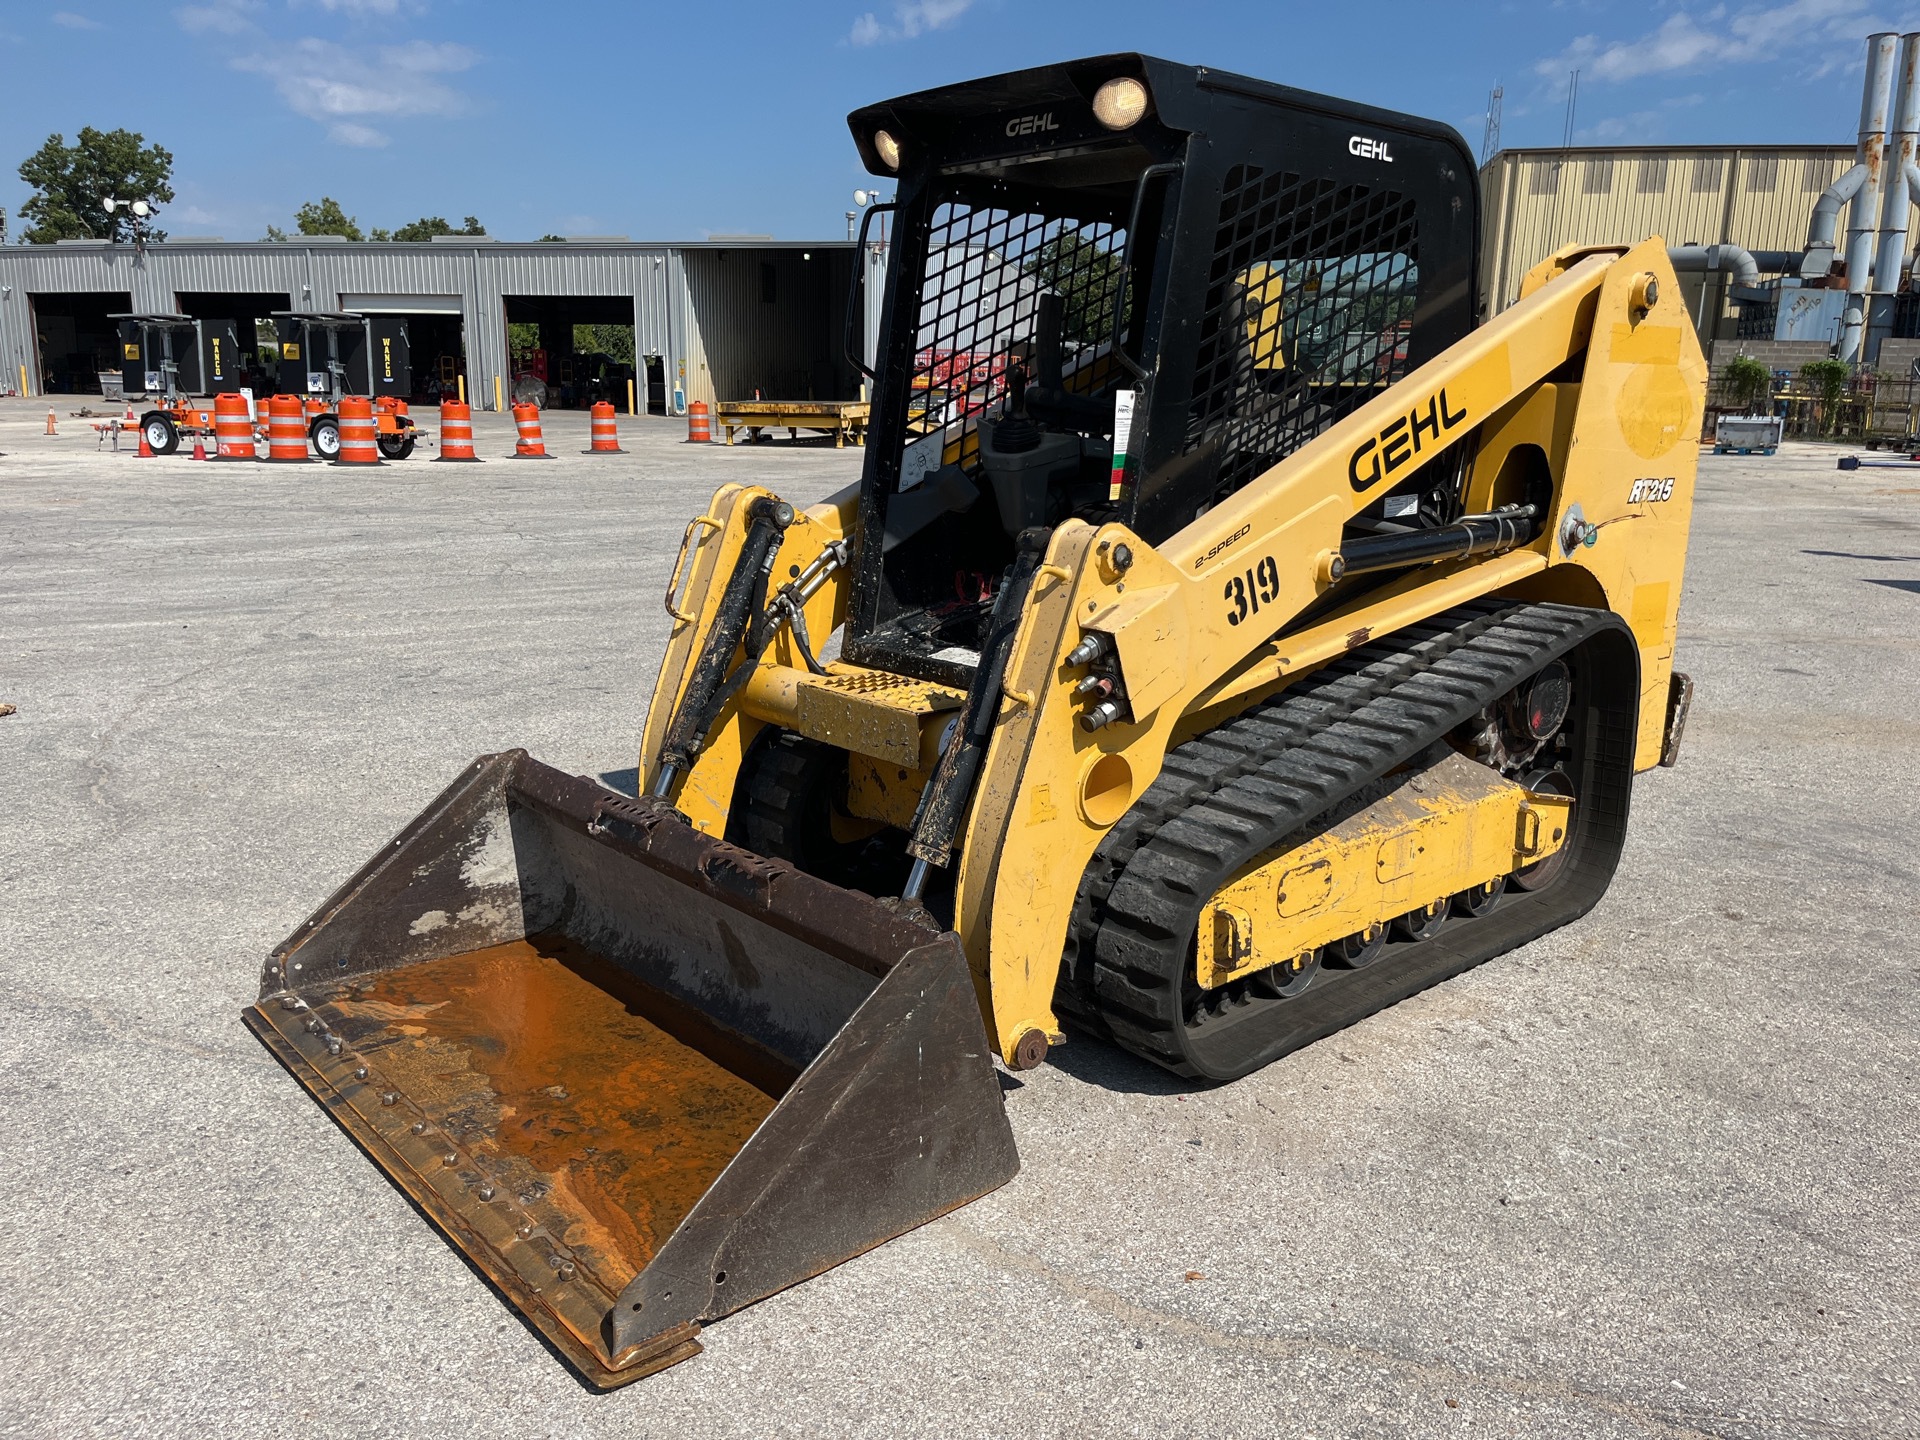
[1721,355,1772,412]
[1800,358,1851,435]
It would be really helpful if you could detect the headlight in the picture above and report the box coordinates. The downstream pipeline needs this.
[874,129,902,171]
[1092,77,1149,130]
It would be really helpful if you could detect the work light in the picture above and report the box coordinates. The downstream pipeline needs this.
[1092,76,1149,130]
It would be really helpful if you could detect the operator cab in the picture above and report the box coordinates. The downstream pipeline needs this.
[844,54,1478,688]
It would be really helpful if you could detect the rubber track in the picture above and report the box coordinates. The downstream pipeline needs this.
[1060,600,1629,1080]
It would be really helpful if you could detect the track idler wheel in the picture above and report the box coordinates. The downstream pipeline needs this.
[1454,876,1506,917]
[1326,925,1387,970]
[1251,948,1321,999]
[1392,897,1450,943]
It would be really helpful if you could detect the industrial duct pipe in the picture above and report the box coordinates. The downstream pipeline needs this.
[1667,243,1761,288]
[1667,245,1801,332]
[1803,167,1869,279]
[1841,32,1900,361]
[1869,32,1920,359]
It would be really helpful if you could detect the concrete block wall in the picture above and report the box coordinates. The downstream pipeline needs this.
[1874,338,1920,377]
[1707,339,1834,375]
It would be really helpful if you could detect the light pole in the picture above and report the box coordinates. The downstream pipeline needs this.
[853,188,893,247]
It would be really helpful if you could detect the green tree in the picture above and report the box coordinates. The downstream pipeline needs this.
[575,323,634,365]
[1720,355,1772,412]
[539,233,566,242]
[16,127,175,242]
[1021,229,1127,346]
[388,214,486,242]
[1800,358,1851,437]
[292,197,363,241]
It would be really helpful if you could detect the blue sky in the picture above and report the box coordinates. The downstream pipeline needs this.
[4,0,1920,242]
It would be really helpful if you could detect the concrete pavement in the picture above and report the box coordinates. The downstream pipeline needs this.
[1,397,1915,1438]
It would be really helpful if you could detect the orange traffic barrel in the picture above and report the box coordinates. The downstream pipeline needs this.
[435,400,480,462]
[511,401,550,458]
[213,393,256,460]
[265,395,311,462]
[686,400,711,443]
[583,400,625,454]
[334,396,382,466]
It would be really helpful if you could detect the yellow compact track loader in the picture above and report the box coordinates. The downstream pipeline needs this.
[248,55,1702,1386]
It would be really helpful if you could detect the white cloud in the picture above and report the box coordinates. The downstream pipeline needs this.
[1579,110,1665,143]
[849,0,972,46]
[302,0,417,14]
[328,121,391,147]
[233,36,477,145]
[1538,0,1879,85]
[51,11,103,28]
[175,0,262,34]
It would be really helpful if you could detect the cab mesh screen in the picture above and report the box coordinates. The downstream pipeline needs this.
[1185,165,1420,503]
[911,201,1125,476]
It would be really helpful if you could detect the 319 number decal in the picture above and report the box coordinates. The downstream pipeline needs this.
[1224,556,1280,626]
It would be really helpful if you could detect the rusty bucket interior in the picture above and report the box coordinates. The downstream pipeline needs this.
[245,750,1017,1387]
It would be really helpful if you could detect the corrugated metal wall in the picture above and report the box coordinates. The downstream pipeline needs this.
[0,239,850,406]
[680,248,858,405]
[1479,145,1895,334]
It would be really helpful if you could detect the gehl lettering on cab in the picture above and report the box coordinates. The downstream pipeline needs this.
[1349,388,1467,492]
[1006,111,1061,137]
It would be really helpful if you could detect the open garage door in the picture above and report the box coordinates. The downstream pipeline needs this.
[503,295,635,410]
[29,291,132,394]
[341,295,468,404]
[175,292,291,396]
[681,249,858,409]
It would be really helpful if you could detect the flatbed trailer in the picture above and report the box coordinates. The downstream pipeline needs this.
[714,399,869,447]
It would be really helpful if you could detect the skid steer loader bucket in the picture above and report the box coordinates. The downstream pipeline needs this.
[244,750,1018,1387]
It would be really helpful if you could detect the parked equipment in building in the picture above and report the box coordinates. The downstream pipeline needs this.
[248,56,1702,1388]
[273,311,422,460]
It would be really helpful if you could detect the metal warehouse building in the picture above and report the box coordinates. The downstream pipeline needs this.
[1479,144,1878,331]
[0,235,877,411]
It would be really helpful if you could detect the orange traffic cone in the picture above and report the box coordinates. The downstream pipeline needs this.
[191,436,208,461]
[45,408,57,436]
[123,403,136,423]
[138,429,154,458]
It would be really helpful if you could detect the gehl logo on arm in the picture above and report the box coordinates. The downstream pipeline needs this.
[1349,389,1467,492]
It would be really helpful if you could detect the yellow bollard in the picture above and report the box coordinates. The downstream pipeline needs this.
[494,374,503,414]
[19,363,28,398]
[457,373,466,406]
[627,377,636,417]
